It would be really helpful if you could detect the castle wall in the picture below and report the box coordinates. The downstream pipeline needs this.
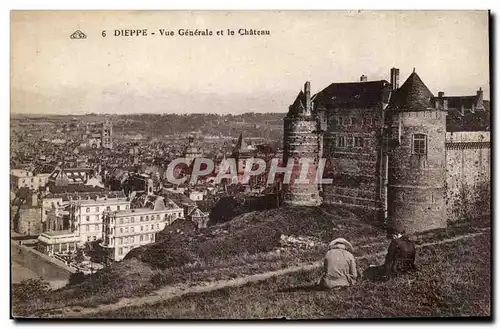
[445,131,490,221]
[387,110,447,233]
[320,108,384,215]
[13,207,43,235]
[282,116,321,206]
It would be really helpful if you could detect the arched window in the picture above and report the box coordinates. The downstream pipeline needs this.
[412,134,427,155]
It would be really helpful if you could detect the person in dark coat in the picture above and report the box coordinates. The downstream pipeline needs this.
[382,228,418,278]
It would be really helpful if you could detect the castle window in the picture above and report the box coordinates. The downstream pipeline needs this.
[346,135,354,147]
[354,137,364,147]
[329,134,337,152]
[412,134,427,155]
[338,136,346,148]
[336,117,342,126]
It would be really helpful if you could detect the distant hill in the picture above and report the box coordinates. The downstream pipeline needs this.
[11,112,286,141]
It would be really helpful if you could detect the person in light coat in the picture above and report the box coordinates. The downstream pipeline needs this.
[319,238,357,289]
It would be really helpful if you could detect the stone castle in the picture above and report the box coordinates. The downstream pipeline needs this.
[283,68,490,233]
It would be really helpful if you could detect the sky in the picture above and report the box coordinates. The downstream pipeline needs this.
[10,10,490,115]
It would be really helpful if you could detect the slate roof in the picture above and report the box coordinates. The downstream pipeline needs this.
[188,207,208,218]
[287,91,306,117]
[313,80,390,109]
[232,133,252,155]
[446,102,490,132]
[160,189,196,207]
[47,185,106,194]
[32,164,56,175]
[46,190,126,202]
[436,96,479,110]
[48,167,92,184]
[388,72,434,111]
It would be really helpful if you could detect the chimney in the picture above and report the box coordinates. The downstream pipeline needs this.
[147,178,154,195]
[476,87,484,109]
[304,81,311,113]
[390,68,400,91]
[438,91,444,98]
[360,75,367,82]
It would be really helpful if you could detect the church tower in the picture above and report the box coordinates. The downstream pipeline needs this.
[282,81,321,206]
[102,120,113,149]
[386,70,447,233]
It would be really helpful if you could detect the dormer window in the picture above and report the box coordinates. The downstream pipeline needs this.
[412,134,427,155]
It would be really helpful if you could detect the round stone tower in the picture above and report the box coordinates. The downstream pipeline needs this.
[386,70,447,233]
[282,81,321,206]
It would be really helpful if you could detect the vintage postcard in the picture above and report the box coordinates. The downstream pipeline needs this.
[10,10,491,319]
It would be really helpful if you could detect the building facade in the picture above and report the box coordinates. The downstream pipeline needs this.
[283,68,490,233]
[37,230,80,256]
[100,205,184,262]
[10,170,51,190]
[73,196,131,244]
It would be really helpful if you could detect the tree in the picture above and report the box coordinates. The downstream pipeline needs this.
[68,271,86,286]
[74,246,85,264]
[12,278,51,303]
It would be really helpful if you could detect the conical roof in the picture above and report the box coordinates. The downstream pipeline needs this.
[389,71,434,111]
[286,90,307,117]
[233,133,251,155]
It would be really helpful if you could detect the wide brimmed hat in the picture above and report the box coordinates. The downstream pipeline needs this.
[328,238,353,253]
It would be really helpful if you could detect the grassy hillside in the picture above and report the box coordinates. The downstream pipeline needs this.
[128,205,382,269]
[96,233,491,319]
[13,205,383,316]
[13,207,488,318]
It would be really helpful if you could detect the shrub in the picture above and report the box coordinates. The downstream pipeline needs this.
[12,278,51,303]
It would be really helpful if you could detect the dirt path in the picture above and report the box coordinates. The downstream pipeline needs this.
[45,229,488,318]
